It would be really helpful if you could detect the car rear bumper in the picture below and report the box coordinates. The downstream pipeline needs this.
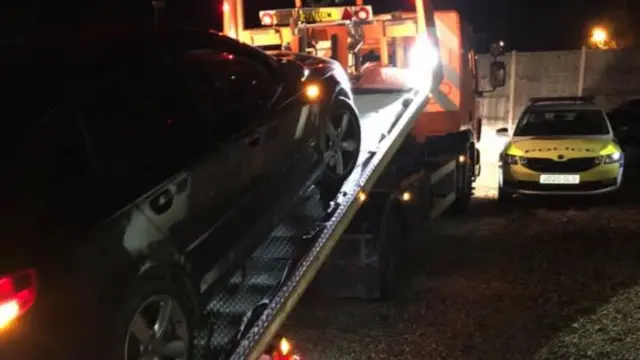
[0,303,94,360]
[0,311,42,360]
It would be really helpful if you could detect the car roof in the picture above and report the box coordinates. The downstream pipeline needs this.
[2,29,154,123]
[1,27,229,134]
[525,102,604,112]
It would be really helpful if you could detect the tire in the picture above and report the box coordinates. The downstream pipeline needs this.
[602,189,622,205]
[317,96,362,208]
[451,149,473,213]
[379,203,405,300]
[110,279,196,360]
[497,186,513,205]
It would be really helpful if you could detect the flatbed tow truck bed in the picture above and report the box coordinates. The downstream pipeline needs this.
[190,89,458,360]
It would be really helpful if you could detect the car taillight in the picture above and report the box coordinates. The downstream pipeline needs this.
[0,269,37,330]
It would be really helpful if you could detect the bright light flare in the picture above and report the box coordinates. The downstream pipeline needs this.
[0,300,20,330]
[303,83,322,103]
[591,27,607,43]
[357,190,367,202]
[279,337,291,355]
[407,35,439,89]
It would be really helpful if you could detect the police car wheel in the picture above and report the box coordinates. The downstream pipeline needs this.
[497,186,513,204]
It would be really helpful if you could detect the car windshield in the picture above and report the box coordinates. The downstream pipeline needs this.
[513,109,611,137]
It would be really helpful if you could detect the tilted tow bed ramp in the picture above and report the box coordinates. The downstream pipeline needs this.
[220,89,431,360]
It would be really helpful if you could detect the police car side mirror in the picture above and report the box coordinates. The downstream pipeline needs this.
[496,127,509,137]
[490,61,506,88]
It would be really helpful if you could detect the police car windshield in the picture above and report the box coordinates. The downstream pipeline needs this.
[513,109,610,137]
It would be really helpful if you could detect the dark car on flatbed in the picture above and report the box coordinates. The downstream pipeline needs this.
[0,27,361,360]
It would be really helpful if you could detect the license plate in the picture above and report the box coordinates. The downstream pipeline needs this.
[539,174,580,184]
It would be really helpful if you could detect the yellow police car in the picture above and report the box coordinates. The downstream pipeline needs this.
[496,97,624,202]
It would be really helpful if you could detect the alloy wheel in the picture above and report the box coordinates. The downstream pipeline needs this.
[323,109,359,177]
[124,295,189,360]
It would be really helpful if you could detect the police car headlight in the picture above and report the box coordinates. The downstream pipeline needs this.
[602,151,622,164]
[500,153,519,165]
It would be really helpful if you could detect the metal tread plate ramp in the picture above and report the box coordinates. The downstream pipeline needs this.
[192,89,430,360]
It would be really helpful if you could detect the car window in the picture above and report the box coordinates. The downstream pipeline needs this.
[31,115,93,186]
[14,113,96,214]
[513,109,611,137]
[216,34,280,71]
[175,50,242,141]
[80,70,189,194]
[229,54,280,116]
[176,50,278,140]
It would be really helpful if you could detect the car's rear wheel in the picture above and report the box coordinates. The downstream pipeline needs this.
[317,96,362,207]
[114,281,195,360]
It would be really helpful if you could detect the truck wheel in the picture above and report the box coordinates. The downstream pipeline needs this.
[451,150,473,213]
[379,203,406,300]
[317,96,362,208]
[114,280,196,360]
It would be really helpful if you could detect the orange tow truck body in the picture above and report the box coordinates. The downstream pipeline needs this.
[222,0,484,146]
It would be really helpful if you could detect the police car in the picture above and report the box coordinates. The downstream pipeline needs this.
[496,96,624,202]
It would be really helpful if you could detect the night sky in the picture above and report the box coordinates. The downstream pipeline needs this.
[1,0,637,52]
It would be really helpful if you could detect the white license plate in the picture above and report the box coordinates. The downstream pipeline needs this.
[539,174,580,184]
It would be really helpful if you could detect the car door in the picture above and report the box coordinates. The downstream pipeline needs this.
[80,57,256,293]
[79,69,188,259]
[220,43,323,224]
[155,49,261,292]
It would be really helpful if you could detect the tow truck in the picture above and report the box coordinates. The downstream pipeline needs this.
[191,1,507,359]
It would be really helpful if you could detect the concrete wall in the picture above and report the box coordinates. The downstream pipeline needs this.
[473,47,640,197]
[476,47,640,131]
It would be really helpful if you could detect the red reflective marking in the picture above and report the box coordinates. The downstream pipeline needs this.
[341,8,353,20]
[262,13,274,26]
[356,7,370,20]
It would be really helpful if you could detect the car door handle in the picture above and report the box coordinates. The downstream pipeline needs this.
[245,132,260,147]
[149,189,174,215]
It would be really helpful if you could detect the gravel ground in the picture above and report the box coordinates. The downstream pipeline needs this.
[280,142,640,360]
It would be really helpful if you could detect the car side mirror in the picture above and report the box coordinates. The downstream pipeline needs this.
[490,61,506,88]
[496,127,509,137]
[489,41,505,58]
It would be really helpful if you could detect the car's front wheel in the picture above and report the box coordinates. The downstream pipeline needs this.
[497,186,513,205]
[115,280,195,360]
[317,96,362,207]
